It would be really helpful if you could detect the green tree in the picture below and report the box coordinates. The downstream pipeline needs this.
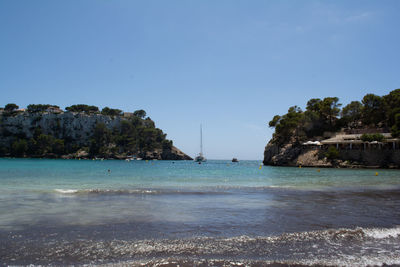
[144,117,155,128]
[52,139,65,155]
[66,104,99,114]
[101,107,123,116]
[341,101,363,125]
[361,133,384,142]
[33,127,43,140]
[130,116,143,127]
[0,145,9,156]
[36,134,55,155]
[306,98,322,113]
[268,115,281,127]
[114,120,137,152]
[11,139,28,156]
[27,104,58,113]
[5,103,19,112]
[133,109,147,119]
[383,89,400,127]
[301,97,341,135]
[303,99,325,137]
[89,123,111,156]
[325,146,339,160]
[319,97,341,128]
[361,94,385,126]
[270,106,304,145]
[391,113,400,138]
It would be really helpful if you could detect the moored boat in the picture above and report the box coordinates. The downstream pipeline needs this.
[194,124,206,162]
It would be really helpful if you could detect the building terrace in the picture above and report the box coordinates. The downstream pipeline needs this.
[303,133,400,150]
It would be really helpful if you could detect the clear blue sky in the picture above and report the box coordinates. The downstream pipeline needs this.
[1,1,399,160]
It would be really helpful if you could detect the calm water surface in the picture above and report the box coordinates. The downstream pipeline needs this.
[0,159,399,266]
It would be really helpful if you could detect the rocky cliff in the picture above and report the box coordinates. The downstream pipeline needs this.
[0,112,192,160]
[1,112,121,144]
[263,137,400,168]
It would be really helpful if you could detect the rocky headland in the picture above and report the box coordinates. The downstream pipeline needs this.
[263,135,400,168]
[263,89,400,168]
[0,105,192,160]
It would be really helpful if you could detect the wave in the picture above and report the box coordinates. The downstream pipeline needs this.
[52,188,232,196]
[91,226,400,266]
[53,185,399,197]
[363,226,400,239]
[54,188,160,195]
[52,185,400,197]
[54,189,79,194]
[4,226,399,266]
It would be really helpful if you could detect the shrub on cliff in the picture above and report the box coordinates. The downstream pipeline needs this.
[360,133,384,142]
[384,89,400,127]
[4,103,19,116]
[269,106,304,145]
[361,94,386,126]
[162,139,173,150]
[101,107,122,116]
[391,114,400,138]
[52,139,65,155]
[5,103,19,112]
[11,139,28,156]
[133,109,147,119]
[27,104,59,113]
[341,101,363,126]
[36,134,57,155]
[66,104,99,114]
[89,123,112,156]
[0,145,9,156]
[325,146,339,160]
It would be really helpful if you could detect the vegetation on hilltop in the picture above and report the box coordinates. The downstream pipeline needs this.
[65,104,99,114]
[27,104,60,113]
[0,104,177,159]
[101,107,123,116]
[268,88,400,146]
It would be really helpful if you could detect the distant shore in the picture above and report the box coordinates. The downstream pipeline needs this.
[263,143,400,169]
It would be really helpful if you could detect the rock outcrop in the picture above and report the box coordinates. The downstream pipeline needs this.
[1,112,121,145]
[263,138,400,168]
[0,112,192,160]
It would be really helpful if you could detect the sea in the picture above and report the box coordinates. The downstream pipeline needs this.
[0,158,399,266]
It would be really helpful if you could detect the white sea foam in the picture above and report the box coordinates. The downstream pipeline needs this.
[363,226,400,239]
[54,189,78,194]
[53,188,160,195]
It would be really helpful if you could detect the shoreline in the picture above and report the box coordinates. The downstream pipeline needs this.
[0,156,192,160]
[263,143,400,170]
[263,162,400,169]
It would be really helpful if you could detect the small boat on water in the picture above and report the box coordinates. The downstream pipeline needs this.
[232,158,239,162]
[125,155,138,161]
[194,124,206,163]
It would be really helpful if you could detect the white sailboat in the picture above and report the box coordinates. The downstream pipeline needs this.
[194,124,206,162]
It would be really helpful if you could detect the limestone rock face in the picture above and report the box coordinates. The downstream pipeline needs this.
[0,112,192,160]
[263,137,400,168]
[162,146,193,160]
[296,149,332,167]
[263,141,302,166]
[1,112,121,144]
[263,142,279,165]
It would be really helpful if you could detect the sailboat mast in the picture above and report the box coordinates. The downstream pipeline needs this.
[200,124,203,155]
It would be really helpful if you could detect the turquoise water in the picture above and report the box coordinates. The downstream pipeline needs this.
[0,158,398,191]
[0,158,400,266]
